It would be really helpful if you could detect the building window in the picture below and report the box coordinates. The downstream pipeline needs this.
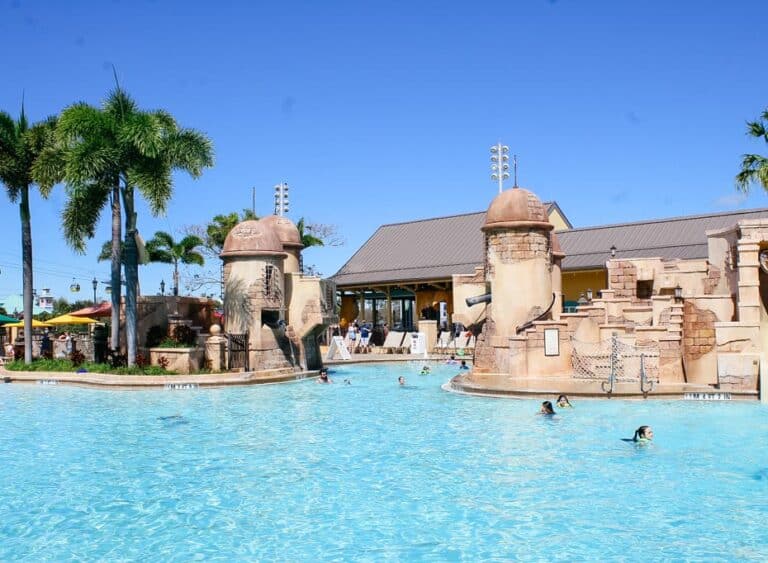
[264,264,275,298]
[636,280,653,299]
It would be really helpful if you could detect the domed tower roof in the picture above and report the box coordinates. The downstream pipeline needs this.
[220,220,287,258]
[259,215,303,249]
[551,232,565,258]
[482,187,554,232]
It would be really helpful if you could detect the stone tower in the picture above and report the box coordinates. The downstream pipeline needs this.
[260,215,304,274]
[220,220,292,370]
[482,187,554,334]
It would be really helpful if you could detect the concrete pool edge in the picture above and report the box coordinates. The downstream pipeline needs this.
[445,373,760,401]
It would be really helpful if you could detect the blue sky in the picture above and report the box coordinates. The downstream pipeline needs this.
[1,0,767,303]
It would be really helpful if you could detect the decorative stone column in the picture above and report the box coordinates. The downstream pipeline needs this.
[205,324,227,372]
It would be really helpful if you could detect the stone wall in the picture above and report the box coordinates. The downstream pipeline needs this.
[682,301,716,361]
[486,229,551,265]
[608,260,638,299]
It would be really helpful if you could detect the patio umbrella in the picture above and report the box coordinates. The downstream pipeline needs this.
[70,302,111,317]
[2,319,52,328]
[0,313,18,324]
[46,314,99,325]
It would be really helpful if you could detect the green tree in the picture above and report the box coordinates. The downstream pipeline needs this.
[36,87,213,366]
[736,108,768,193]
[0,104,57,363]
[145,231,205,296]
[296,217,325,249]
[203,208,258,257]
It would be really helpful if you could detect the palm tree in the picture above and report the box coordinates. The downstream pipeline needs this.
[145,231,205,296]
[204,208,258,257]
[0,104,57,363]
[736,108,768,193]
[36,87,213,365]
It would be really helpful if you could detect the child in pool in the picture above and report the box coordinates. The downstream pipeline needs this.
[556,394,573,408]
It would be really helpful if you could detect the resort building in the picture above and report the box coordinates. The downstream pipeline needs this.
[331,202,768,332]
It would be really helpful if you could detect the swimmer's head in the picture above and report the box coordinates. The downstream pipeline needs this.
[634,425,653,441]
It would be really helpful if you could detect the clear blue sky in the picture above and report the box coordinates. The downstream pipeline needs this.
[1,0,767,303]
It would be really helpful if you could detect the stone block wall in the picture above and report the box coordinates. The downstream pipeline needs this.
[608,260,638,299]
[486,230,551,266]
[682,301,716,361]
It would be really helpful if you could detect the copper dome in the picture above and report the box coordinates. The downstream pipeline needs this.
[220,220,287,258]
[259,215,303,249]
[482,187,553,232]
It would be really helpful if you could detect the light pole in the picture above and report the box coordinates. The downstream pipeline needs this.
[274,182,290,216]
[160,279,165,295]
[92,277,98,305]
[490,142,510,193]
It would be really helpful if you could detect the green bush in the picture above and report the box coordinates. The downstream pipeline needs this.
[4,359,176,376]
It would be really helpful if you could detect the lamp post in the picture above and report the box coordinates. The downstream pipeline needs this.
[274,182,289,216]
[490,143,510,193]
[674,284,683,303]
[160,279,165,295]
[92,277,98,305]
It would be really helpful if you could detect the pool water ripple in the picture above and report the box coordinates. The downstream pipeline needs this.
[1,362,768,560]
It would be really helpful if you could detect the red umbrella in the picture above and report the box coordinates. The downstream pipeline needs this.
[70,301,112,318]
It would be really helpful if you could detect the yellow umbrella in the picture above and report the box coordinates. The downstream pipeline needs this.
[45,314,99,325]
[2,319,52,328]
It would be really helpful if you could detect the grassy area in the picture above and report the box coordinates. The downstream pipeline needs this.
[4,358,176,376]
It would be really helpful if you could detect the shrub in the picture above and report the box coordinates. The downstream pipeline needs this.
[172,324,197,347]
[69,349,85,366]
[146,325,167,348]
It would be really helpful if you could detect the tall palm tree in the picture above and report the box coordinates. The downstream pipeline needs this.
[0,104,57,364]
[736,108,768,193]
[36,87,213,365]
[145,231,205,296]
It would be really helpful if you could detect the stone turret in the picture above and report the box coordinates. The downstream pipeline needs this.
[481,187,554,338]
[259,215,304,274]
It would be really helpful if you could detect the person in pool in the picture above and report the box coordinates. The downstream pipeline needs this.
[556,394,572,408]
[317,368,333,384]
[459,360,469,370]
[420,365,431,375]
[445,355,459,365]
[398,376,406,385]
[539,401,556,415]
[628,425,653,443]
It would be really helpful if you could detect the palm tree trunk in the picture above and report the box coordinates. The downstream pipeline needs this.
[110,182,121,359]
[20,186,33,364]
[123,186,138,366]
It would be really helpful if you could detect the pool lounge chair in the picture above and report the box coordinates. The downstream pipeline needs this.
[433,330,454,354]
[379,331,407,354]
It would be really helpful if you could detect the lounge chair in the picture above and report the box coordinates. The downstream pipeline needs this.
[379,331,407,354]
[433,330,454,354]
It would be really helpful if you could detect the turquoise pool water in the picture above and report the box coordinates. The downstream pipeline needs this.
[1,362,767,561]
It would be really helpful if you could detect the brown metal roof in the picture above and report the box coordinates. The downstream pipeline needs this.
[331,206,768,287]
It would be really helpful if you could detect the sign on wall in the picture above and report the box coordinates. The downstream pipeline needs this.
[544,328,560,357]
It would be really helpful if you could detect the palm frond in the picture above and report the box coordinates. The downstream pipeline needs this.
[736,154,768,192]
[61,182,110,252]
[166,128,214,177]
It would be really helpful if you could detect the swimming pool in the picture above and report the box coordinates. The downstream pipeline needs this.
[1,362,767,560]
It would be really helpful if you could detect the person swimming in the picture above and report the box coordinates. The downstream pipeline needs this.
[398,376,406,386]
[317,368,333,384]
[556,394,572,408]
[539,401,556,416]
[420,365,431,375]
[622,425,653,443]
[459,360,469,370]
[445,355,459,365]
